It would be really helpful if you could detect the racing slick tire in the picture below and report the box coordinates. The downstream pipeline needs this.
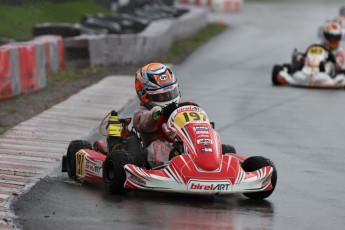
[221,144,236,154]
[103,149,135,194]
[272,65,283,86]
[66,140,92,180]
[241,156,277,200]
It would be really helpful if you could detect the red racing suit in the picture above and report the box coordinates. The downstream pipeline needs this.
[133,105,172,168]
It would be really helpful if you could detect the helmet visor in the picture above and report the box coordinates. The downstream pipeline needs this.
[147,87,180,103]
[324,32,341,41]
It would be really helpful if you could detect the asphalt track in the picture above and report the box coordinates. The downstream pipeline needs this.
[12,1,345,229]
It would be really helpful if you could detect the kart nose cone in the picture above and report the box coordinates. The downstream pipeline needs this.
[194,150,222,171]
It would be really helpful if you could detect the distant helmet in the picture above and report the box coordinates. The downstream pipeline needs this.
[335,16,345,26]
[323,22,342,50]
[135,63,180,109]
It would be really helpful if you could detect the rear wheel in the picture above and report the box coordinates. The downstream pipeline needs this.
[272,65,283,86]
[103,150,135,194]
[126,134,147,166]
[242,156,277,200]
[66,140,92,180]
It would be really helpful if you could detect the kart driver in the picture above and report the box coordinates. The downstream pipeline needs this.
[133,63,180,168]
[295,22,344,76]
[322,21,345,73]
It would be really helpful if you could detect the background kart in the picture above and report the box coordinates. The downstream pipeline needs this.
[62,102,277,199]
[272,44,345,88]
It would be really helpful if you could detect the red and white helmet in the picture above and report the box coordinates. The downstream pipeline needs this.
[323,22,342,50]
[135,63,180,108]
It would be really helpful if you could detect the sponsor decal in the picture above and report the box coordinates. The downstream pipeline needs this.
[85,158,102,175]
[188,180,231,191]
[196,130,209,135]
[201,148,212,152]
[194,126,208,131]
[197,134,210,139]
[197,139,212,145]
[158,74,168,81]
[176,106,202,113]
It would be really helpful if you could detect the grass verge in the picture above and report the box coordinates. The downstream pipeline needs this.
[0,1,110,40]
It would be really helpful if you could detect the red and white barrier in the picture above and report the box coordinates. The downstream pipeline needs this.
[33,35,65,72]
[0,36,64,100]
[212,0,242,12]
[0,45,20,100]
[179,0,243,13]
[0,48,12,99]
[17,43,40,94]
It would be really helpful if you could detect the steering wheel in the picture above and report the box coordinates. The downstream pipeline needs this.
[157,102,199,143]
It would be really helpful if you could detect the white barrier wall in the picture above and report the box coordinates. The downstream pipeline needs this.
[64,5,208,67]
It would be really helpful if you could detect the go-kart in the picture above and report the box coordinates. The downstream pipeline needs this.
[272,44,345,88]
[61,102,277,199]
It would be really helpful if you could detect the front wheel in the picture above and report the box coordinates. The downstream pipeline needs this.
[221,144,236,154]
[272,65,283,86]
[103,150,135,194]
[66,140,92,180]
[242,156,277,200]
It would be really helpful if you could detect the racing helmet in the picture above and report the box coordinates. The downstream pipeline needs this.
[135,63,180,108]
[323,22,342,50]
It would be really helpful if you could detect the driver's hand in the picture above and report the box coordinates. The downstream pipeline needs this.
[162,102,178,118]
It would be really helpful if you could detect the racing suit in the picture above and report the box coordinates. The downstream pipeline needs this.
[329,46,345,72]
[133,105,173,168]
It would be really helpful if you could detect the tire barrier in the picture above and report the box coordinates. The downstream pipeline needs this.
[0,36,64,100]
[179,0,243,12]
[81,16,122,34]
[64,35,107,69]
[33,23,108,38]
[65,6,207,67]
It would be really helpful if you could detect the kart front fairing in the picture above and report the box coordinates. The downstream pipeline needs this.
[124,105,274,195]
[280,45,345,88]
[279,68,345,88]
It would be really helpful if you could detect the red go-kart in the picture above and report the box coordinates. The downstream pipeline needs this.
[61,102,277,199]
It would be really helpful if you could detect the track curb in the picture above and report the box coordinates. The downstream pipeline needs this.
[0,75,135,229]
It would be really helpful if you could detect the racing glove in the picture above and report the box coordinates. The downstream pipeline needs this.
[162,102,178,118]
[152,109,162,121]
